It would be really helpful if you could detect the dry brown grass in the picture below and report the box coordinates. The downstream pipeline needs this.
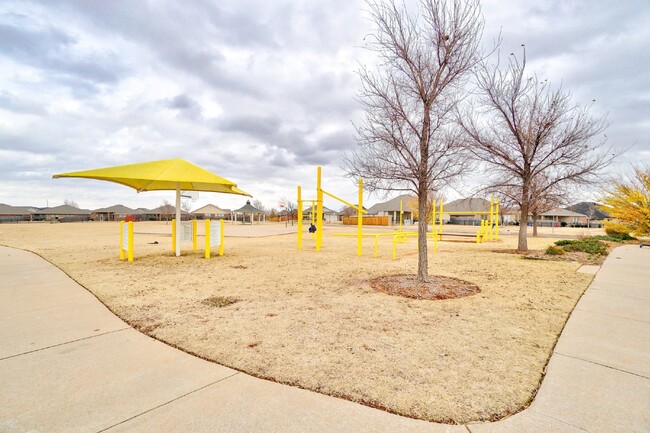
[0,221,597,424]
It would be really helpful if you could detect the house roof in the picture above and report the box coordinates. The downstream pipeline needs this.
[539,208,586,217]
[564,202,609,220]
[0,203,37,215]
[366,194,414,214]
[233,200,264,213]
[303,206,336,214]
[443,198,491,213]
[38,205,91,215]
[150,205,176,214]
[192,204,230,214]
[92,204,136,214]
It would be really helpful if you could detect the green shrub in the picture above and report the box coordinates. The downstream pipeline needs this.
[560,239,608,255]
[605,226,636,240]
[546,245,565,255]
[554,240,574,246]
[587,235,625,243]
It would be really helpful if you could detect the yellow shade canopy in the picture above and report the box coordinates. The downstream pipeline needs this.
[53,158,251,196]
[54,158,251,257]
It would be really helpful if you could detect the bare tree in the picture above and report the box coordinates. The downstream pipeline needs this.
[63,199,79,208]
[279,197,297,226]
[181,199,193,220]
[345,0,484,281]
[252,199,265,212]
[159,199,175,222]
[459,49,612,250]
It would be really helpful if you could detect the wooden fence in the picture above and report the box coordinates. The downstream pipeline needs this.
[342,216,389,226]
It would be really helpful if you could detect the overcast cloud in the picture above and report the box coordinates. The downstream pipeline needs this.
[0,0,648,211]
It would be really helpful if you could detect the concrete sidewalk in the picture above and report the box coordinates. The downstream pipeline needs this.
[0,245,648,432]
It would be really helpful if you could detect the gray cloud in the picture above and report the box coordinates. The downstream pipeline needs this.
[0,0,647,209]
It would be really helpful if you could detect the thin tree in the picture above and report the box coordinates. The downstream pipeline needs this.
[63,199,79,208]
[459,49,612,250]
[345,0,484,281]
[181,199,193,220]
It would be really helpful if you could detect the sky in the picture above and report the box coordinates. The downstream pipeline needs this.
[0,0,648,212]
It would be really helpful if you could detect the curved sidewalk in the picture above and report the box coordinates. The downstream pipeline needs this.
[0,245,648,432]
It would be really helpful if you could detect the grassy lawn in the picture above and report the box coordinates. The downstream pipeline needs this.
[0,221,597,423]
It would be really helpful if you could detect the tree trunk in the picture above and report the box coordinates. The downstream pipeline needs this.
[417,185,429,282]
[518,186,529,251]
[532,213,538,237]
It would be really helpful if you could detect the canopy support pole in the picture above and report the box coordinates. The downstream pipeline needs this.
[175,183,181,257]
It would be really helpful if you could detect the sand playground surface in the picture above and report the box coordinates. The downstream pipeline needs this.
[0,221,600,424]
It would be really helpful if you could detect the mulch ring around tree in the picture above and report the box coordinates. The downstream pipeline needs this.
[370,274,479,300]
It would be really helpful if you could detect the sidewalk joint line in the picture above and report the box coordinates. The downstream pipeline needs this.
[463,425,473,433]
[98,371,241,432]
[528,409,591,432]
[0,327,130,362]
[553,352,649,380]
[587,288,650,300]
[574,307,650,324]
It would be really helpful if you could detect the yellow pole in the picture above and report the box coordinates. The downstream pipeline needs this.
[297,186,303,250]
[219,219,224,256]
[489,197,495,240]
[357,178,363,256]
[439,200,444,237]
[127,221,134,262]
[316,166,323,252]
[119,221,125,261]
[171,218,176,254]
[192,219,197,251]
[205,220,211,259]
[432,199,436,237]
[495,199,500,240]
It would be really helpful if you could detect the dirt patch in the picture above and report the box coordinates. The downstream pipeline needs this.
[370,274,479,300]
[493,248,606,265]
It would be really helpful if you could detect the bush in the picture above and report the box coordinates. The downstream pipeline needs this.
[554,240,573,246]
[560,221,567,227]
[563,239,608,255]
[605,224,636,240]
[587,235,625,243]
[546,245,565,255]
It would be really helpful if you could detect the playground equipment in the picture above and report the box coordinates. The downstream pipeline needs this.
[298,166,367,255]
[119,220,134,262]
[431,197,500,243]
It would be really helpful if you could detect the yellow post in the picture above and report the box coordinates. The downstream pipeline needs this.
[192,219,197,251]
[495,199,500,240]
[357,178,363,256]
[127,221,134,262]
[297,186,303,250]
[119,221,125,260]
[316,166,323,252]
[439,200,444,237]
[432,199,436,239]
[219,219,224,256]
[489,197,495,240]
[205,220,211,259]
[171,219,176,253]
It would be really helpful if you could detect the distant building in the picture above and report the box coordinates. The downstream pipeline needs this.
[191,204,230,220]
[0,204,37,223]
[302,205,338,224]
[442,198,491,225]
[564,202,609,227]
[91,204,137,221]
[33,205,91,222]
[533,208,588,227]
[366,194,415,224]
